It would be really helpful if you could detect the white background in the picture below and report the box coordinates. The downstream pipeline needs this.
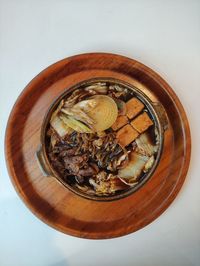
[0,0,200,265]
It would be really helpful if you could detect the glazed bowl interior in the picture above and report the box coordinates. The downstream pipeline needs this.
[40,78,164,201]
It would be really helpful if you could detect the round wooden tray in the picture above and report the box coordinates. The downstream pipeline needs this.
[5,53,191,239]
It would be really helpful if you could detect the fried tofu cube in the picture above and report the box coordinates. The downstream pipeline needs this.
[116,124,139,147]
[126,97,144,119]
[112,115,129,131]
[131,112,153,133]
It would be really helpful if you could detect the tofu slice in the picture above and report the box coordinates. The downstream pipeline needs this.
[131,112,153,133]
[116,124,139,147]
[112,115,129,131]
[126,97,144,119]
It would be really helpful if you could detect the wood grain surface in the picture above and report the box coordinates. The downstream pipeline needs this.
[5,53,191,239]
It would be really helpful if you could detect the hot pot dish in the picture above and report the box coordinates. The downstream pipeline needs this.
[36,78,168,201]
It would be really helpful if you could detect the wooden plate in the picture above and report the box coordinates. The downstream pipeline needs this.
[5,53,191,239]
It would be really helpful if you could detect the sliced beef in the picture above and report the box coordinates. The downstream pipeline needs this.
[59,147,77,157]
[48,152,65,174]
[48,124,129,183]
[77,166,97,177]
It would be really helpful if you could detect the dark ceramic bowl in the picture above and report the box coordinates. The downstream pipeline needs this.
[36,78,168,201]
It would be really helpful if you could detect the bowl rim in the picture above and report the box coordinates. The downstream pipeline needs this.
[39,77,165,201]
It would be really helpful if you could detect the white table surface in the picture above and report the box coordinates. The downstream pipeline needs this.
[0,1,200,265]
